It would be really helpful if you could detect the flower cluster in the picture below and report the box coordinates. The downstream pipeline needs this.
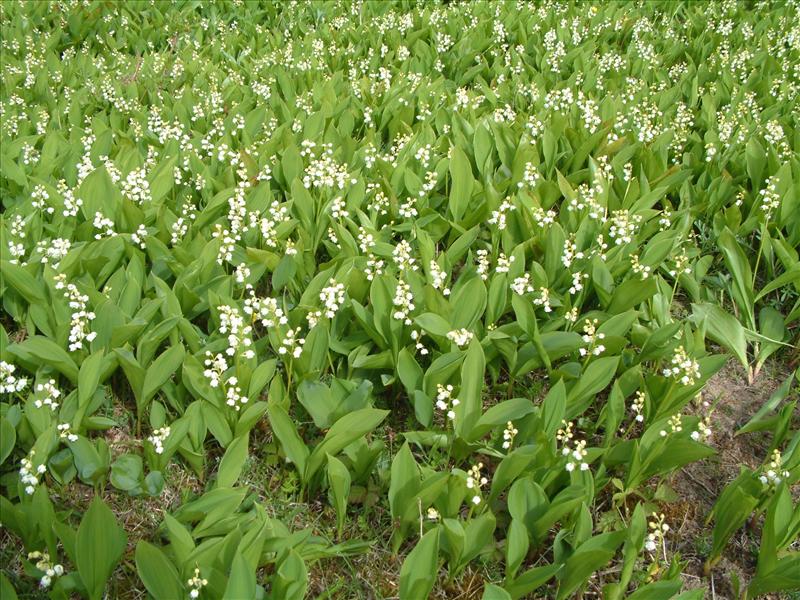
[488,199,515,231]
[429,260,451,295]
[435,384,458,421]
[557,420,589,472]
[58,422,79,442]
[244,290,288,327]
[0,360,28,394]
[644,513,670,557]
[668,251,692,278]
[510,274,533,296]
[579,319,605,357]
[302,143,356,190]
[533,287,552,313]
[659,414,683,437]
[27,551,65,588]
[218,305,255,359]
[392,239,417,271]
[34,379,61,410]
[630,254,651,279]
[502,421,518,450]
[148,426,171,454]
[54,274,97,351]
[608,210,642,245]
[20,450,46,495]
[359,252,381,280]
[36,237,72,267]
[278,327,305,359]
[319,279,345,318]
[203,352,228,388]
[446,328,473,347]
[187,567,208,599]
[663,346,701,386]
[758,449,790,488]
[92,211,116,239]
[392,279,415,324]
[630,391,646,423]
[759,174,781,217]
[465,462,488,505]
[476,249,490,280]
[224,378,249,411]
[691,416,713,442]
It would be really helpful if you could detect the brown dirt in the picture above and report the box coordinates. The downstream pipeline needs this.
[669,359,797,600]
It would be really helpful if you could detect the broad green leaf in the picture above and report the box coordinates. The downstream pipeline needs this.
[327,454,352,537]
[556,532,625,600]
[267,403,309,475]
[717,227,755,330]
[8,336,79,383]
[222,551,256,600]
[142,344,185,404]
[691,302,748,371]
[305,408,389,482]
[216,433,249,488]
[135,541,184,600]
[449,146,473,221]
[399,528,439,600]
[455,338,485,439]
[75,497,127,600]
[608,278,657,313]
[566,356,620,419]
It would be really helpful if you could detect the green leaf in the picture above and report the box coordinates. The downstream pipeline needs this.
[482,583,511,600]
[142,344,185,404]
[708,471,762,564]
[469,398,534,441]
[566,356,620,419]
[542,380,566,437]
[223,551,256,600]
[755,263,800,301]
[450,276,487,329]
[747,554,800,597]
[135,541,184,600]
[608,278,657,313]
[1,260,47,303]
[267,403,309,475]
[75,496,127,600]
[0,572,17,600]
[271,549,307,600]
[305,408,389,482]
[455,339,485,439]
[627,580,683,600]
[74,350,106,428]
[389,442,420,526]
[738,370,796,434]
[0,418,16,465]
[327,454,352,537]
[110,453,143,492]
[216,433,249,488]
[691,302,748,371]
[504,563,562,600]
[414,312,452,337]
[506,518,529,579]
[9,336,79,383]
[556,532,625,600]
[449,146,474,222]
[399,527,439,600]
[717,227,755,330]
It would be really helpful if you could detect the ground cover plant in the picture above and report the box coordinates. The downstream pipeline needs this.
[1,0,799,598]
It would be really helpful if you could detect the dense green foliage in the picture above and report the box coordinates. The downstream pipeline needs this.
[1,1,799,598]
